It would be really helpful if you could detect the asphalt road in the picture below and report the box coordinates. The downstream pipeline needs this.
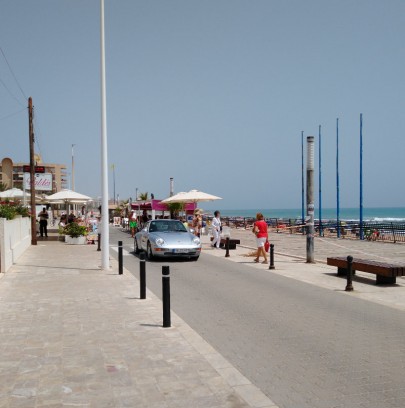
[109,227,405,408]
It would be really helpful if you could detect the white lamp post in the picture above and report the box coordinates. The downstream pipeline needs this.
[100,0,110,270]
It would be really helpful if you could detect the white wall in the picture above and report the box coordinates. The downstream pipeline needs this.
[0,216,31,273]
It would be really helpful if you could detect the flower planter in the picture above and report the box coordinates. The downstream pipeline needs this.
[65,235,86,245]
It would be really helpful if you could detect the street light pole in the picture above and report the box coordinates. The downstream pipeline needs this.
[306,136,315,263]
[100,0,110,270]
[71,144,75,191]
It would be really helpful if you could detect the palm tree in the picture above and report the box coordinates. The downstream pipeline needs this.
[167,202,184,219]
[139,192,148,201]
[0,182,8,192]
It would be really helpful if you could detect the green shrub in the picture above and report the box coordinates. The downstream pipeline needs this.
[0,204,17,220]
[14,204,30,217]
[64,222,88,238]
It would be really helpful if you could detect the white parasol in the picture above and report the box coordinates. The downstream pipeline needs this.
[161,189,222,204]
[0,188,42,202]
[46,189,92,204]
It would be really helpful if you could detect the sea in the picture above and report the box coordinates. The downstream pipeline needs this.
[217,207,405,223]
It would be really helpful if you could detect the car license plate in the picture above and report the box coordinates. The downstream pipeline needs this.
[174,249,189,253]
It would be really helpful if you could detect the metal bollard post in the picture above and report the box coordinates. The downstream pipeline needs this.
[225,237,230,257]
[139,252,146,299]
[269,244,275,270]
[345,255,354,291]
[162,266,171,328]
[118,241,123,275]
[97,233,101,251]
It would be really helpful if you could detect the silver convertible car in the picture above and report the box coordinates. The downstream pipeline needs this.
[134,219,201,261]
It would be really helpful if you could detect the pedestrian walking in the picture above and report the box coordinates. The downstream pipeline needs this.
[192,208,203,237]
[252,212,269,264]
[38,207,49,238]
[211,210,222,248]
[129,212,138,238]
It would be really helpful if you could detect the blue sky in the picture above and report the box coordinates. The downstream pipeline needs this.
[1,0,404,211]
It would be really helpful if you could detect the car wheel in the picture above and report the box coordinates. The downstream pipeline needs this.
[147,242,154,260]
[134,238,140,254]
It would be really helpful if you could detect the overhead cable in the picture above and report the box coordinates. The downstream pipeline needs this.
[0,76,24,107]
[0,107,26,121]
[0,46,27,101]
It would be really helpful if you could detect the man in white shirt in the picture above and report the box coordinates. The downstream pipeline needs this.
[211,211,221,248]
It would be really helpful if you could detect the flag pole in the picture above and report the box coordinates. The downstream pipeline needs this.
[336,118,340,238]
[318,125,322,237]
[359,113,364,240]
[100,0,110,269]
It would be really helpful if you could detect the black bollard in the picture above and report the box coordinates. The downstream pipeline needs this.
[269,244,275,270]
[118,241,123,275]
[97,233,101,251]
[225,237,230,257]
[139,252,146,299]
[345,255,354,291]
[162,266,171,328]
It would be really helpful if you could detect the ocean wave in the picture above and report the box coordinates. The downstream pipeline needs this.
[370,217,405,222]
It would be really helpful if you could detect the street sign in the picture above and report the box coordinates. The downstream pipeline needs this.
[23,165,46,173]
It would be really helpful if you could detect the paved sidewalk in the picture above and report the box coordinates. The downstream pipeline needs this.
[2,232,405,408]
[0,241,277,408]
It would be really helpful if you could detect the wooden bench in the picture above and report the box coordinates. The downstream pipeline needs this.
[327,256,405,285]
[210,237,241,249]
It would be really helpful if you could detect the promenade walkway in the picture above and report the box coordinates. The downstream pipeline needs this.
[0,239,275,408]
[2,229,405,407]
[205,229,405,311]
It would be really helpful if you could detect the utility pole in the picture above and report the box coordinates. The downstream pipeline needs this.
[28,97,37,245]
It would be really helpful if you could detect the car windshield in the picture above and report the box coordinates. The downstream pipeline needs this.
[149,221,187,233]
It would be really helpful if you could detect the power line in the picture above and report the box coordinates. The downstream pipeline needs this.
[0,107,25,121]
[0,76,24,107]
[0,46,27,101]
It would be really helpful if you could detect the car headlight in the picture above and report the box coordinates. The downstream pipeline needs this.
[193,237,201,245]
[155,238,165,246]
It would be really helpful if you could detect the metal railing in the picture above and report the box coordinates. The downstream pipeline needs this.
[215,216,405,244]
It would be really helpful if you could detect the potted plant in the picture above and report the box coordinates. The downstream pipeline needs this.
[64,222,88,245]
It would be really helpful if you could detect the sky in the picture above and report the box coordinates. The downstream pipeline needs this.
[1,0,404,211]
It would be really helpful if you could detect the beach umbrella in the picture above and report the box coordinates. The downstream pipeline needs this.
[0,188,43,202]
[161,189,222,204]
[46,189,92,216]
[46,189,92,203]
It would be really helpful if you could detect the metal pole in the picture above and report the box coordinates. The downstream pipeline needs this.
[269,244,275,270]
[318,125,322,237]
[162,266,171,328]
[225,237,230,257]
[97,233,101,251]
[345,255,354,291]
[306,136,315,263]
[100,0,110,269]
[118,240,123,275]
[28,97,37,245]
[139,252,146,299]
[301,131,304,229]
[112,164,116,205]
[359,113,364,240]
[336,118,340,238]
[71,144,75,191]
[169,177,174,196]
